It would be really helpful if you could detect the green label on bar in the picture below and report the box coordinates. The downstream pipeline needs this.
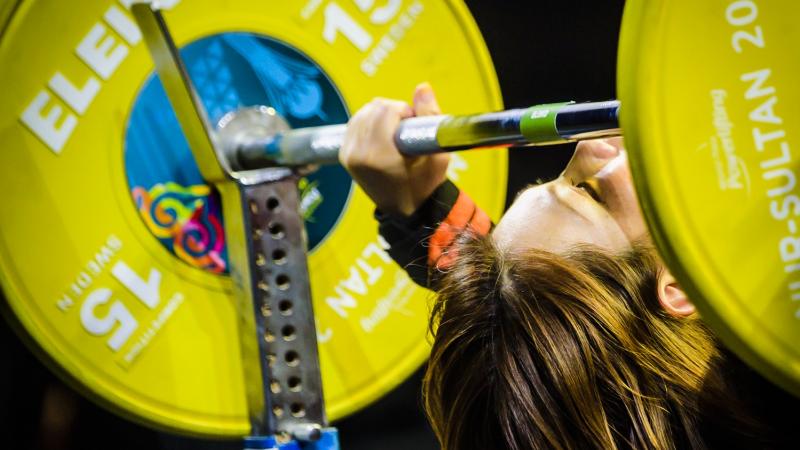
[520,102,572,144]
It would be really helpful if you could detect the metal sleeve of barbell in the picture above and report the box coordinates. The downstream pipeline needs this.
[554,100,621,140]
[234,100,621,169]
[518,100,621,144]
[395,100,621,155]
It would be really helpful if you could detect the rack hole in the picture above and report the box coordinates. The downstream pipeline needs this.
[290,403,306,418]
[272,249,287,265]
[255,253,266,267]
[260,303,271,318]
[270,380,281,394]
[249,200,258,214]
[288,376,302,392]
[276,274,290,290]
[278,300,293,316]
[282,325,296,341]
[273,405,284,418]
[266,197,280,211]
[269,223,285,239]
[266,353,276,367]
[285,351,300,367]
[264,330,275,343]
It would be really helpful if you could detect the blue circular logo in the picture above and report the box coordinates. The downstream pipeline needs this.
[125,33,352,274]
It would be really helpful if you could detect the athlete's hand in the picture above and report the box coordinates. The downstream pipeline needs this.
[339,82,450,217]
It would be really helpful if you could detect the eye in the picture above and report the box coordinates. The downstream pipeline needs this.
[576,180,603,204]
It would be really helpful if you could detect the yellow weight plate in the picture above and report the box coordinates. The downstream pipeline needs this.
[0,0,506,436]
[619,0,800,395]
[0,1,19,35]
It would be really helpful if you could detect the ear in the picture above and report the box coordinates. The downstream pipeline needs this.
[657,270,695,317]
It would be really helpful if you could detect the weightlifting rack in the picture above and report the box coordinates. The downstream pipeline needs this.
[132,4,337,449]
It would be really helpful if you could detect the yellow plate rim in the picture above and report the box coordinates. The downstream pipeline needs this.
[618,0,800,397]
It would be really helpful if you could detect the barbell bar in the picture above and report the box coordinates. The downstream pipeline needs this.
[225,99,621,169]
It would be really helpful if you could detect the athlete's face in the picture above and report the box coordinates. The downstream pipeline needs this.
[492,138,648,255]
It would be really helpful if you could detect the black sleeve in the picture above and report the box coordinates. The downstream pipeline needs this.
[375,180,461,289]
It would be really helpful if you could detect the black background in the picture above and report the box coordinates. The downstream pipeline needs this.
[0,1,624,448]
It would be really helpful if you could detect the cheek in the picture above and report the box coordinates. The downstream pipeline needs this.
[618,201,649,242]
[601,164,649,241]
[605,172,649,241]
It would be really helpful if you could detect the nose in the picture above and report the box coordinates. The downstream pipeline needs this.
[561,138,621,183]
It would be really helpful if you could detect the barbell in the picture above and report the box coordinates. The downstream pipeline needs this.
[0,0,798,439]
[217,100,621,168]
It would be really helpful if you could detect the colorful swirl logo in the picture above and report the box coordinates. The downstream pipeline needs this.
[132,183,226,273]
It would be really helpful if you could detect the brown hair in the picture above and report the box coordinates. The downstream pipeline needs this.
[423,233,764,449]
